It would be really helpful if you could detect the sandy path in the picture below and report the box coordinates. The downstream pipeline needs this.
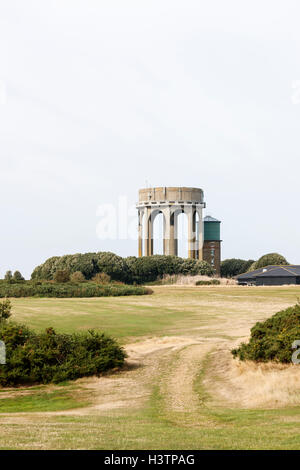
[61,336,209,416]
[165,343,212,412]
[0,335,213,418]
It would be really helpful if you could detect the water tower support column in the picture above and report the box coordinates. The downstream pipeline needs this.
[187,207,197,259]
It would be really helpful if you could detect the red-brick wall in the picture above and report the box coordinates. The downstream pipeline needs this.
[203,241,221,276]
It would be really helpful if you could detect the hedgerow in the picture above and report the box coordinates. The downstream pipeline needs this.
[0,281,150,298]
[232,303,300,363]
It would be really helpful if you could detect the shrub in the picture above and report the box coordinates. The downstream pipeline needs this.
[92,272,111,284]
[232,303,300,363]
[144,287,154,295]
[4,271,12,282]
[13,271,25,281]
[247,253,288,272]
[54,270,70,283]
[0,322,126,386]
[70,271,86,283]
[0,281,150,298]
[0,299,12,323]
[220,259,255,277]
[195,279,220,286]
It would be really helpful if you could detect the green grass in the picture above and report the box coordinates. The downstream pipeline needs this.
[2,392,300,450]
[0,389,87,413]
[1,285,300,449]
[9,285,300,340]
[9,296,186,340]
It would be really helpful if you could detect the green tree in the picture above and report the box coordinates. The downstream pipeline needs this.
[4,271,12,281]
[221,259,255,277]
[31,251,214,285]
[248,253,288,272]
[13,271,24,281]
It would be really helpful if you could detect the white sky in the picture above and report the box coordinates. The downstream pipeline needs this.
[1,0,300,278]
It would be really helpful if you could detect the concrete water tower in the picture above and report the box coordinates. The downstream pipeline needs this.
[136,187,206,259]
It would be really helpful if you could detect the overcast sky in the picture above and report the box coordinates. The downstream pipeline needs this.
[1,0,300,278]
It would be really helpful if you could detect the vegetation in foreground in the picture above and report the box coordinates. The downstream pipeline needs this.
[232,303,300,363]
[0,300,126,386]
[1,286,300,449]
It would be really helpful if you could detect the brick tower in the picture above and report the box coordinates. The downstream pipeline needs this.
[203,216,221,276]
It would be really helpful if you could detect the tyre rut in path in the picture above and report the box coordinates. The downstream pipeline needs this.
[163,342,215,413]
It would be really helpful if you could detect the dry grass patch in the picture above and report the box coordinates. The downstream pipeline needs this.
[203,346,300,409]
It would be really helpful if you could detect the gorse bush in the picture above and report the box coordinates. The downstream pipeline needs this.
[0,299,12,323]
[232,303,300,363]
[0,281,150,298]
[0,322,126,386]
[31,252,215,284]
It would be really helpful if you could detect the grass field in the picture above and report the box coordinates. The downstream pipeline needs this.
[1,285,300,449]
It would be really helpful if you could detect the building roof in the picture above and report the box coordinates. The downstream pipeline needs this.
[204,215,220,223]
[237,265,300,280]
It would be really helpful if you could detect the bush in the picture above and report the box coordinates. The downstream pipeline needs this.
[0,281,151,298]
[0,322,126,386]
[0,299,12,323]
[221,259,255,278]
[70,271,85,283]
[92,273,111,284]
[54,270,70,283]
[232,303,300,363]
[195,279,220,286]
[247,253,288,272]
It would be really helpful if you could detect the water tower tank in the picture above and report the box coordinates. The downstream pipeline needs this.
[204,215,221,241]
